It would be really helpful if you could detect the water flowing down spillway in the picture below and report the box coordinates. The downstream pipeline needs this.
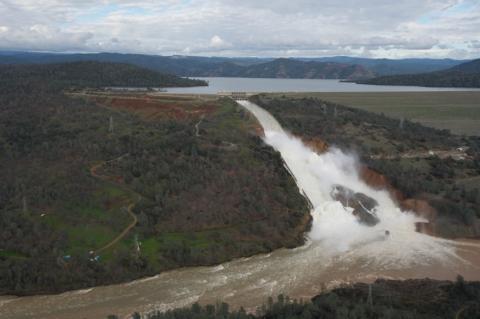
[1,101,480,319]
[236,100,460,265]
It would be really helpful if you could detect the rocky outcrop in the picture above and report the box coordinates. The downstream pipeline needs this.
[359,166,442,235]
[330,184,380,226]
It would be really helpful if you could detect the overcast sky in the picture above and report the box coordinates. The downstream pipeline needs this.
[0,0,479,58]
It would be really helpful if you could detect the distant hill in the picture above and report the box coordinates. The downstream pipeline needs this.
[0,52,372,80]
[300,56,467,75]
[0,61,207,90]
[450,58,480,73]
[0,51,268,76]
[357,58,480,88]
[0,51,468,79]
[199,58,375,80]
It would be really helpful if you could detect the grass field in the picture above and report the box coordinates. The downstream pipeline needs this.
[277,92,480,136]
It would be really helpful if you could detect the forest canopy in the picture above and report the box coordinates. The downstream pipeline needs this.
[0,61,207,91]
[0,63,309,295]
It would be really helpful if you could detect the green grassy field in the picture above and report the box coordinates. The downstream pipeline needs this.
[278,92,480,136]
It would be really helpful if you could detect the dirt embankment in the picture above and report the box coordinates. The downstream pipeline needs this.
[304,136,438,236]
[91,95,217,121]
[360,166,437,236]
[302,137,329,153]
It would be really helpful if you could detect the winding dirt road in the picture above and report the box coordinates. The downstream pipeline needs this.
[89,154,138,253]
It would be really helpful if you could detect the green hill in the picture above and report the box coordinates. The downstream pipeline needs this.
[0,61,207,91]
[0,65,309,295]
[358,58,480,88]
[220,58,375,80]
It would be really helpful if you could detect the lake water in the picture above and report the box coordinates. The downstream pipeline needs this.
[166,77,480,93]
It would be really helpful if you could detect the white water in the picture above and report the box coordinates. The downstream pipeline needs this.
[237,100,460,266]
[1,101,479,319]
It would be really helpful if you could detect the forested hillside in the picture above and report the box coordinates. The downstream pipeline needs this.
[0,65,309,295]
[0,61,207,91]
[305,56,466,75]
[358,58,480,88]
[251,95,480,238]
[206,58,374,80]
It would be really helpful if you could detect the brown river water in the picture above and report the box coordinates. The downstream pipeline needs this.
[1,100,479,319]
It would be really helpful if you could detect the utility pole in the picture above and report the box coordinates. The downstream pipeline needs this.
[134,234,141,257]
[367,283,373,307]
[22,196,27,212]
[109,116,114,133]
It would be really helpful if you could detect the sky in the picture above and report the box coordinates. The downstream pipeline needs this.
[0,0,479,59]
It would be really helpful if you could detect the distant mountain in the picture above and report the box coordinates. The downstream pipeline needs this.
[206,58,375,80]
[357,58,480,88]
[0,61,207,89]
[0,51,468,79]
[0,51,270,76]
[0,52,370,79]
[299,56,467,76]
[449,58,480,73]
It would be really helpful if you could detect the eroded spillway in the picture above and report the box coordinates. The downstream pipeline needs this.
[1,101,479,319]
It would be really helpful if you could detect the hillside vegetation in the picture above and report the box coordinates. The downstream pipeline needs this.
[0,61,207,91]
[358,58,480,88]
[192,58,374,80]
[0,64,309,295]
[306,56,466,75]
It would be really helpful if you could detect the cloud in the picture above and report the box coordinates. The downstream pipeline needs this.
[210,35,225,47]
[469,40,480,49]
[0,0,478,58]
